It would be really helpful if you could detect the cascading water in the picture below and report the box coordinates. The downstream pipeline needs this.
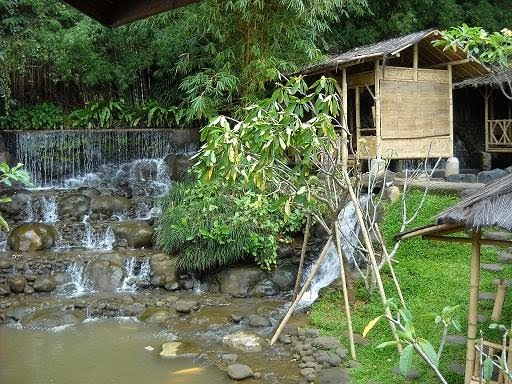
[119,257,151,292]
[6,129,195,188]
[81,217,115,250]
[40,195,58,222]
[300,199,364,306]
[59,257,152,295]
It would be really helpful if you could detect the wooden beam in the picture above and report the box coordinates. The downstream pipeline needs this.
[426,59,471,69]
[465,230,481,384]
[355,86,361,151]
[396,223,465,241]
[342,67,348,135]
[422,235,512,247]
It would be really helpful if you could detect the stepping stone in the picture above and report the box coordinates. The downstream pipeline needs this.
[497,253,512,264]
[481,263,504,273]
[449,362,465,375]
[478,314,488,323]
[446,335,466,345]
[492,279,512,286]
[486,231,511,241]
[392,366,420,379]
[479,292,496,301]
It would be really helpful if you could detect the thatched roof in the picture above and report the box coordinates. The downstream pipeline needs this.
[62,0,201,28]
[454,68,512,89]
[437,173,512,231]
[300,29,488,81]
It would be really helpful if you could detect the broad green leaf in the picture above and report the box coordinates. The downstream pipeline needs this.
[418,339,438,367]
[483,356,494,382]
[399,344,414,377]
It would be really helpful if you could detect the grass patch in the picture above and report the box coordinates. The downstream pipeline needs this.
[308,190,510,383]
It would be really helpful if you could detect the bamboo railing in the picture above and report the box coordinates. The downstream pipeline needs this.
[487,119,512,152]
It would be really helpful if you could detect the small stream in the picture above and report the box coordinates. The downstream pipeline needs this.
[0,317,229,384]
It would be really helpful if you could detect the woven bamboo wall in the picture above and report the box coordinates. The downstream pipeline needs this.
[359,136,453,159]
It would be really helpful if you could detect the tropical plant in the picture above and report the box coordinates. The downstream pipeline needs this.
[0,163,31,230]
[0,103,63,130]
[156,180,304,272]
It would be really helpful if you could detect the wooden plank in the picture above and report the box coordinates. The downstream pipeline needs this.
[358,136,452,159]
[347,71,375,87]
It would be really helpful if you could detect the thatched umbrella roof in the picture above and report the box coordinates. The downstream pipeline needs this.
[453,68,512,89]
[437,173,512,231]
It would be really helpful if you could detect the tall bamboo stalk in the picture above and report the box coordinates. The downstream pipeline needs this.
[292,213,311,302]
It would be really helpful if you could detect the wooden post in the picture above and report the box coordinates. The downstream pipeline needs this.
[374,61,382,159]
[413,43,419,81]
[292,214,311,301]
[491,279,507,321]
[485,86,489,151]
[355,86,361,163]
[465,229,481,384]
[448,64,454,157]
[342,68,348,139]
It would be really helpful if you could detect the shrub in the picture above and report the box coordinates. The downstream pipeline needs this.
[0,103,63,130]
[156,180,304,272]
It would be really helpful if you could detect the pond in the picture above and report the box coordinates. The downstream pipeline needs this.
[0,317,229,384]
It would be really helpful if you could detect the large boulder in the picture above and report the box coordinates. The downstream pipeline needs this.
[149,254,177,287]
[58,193,91,220]
[477,169,508,184]
[165,154,193,181]
[91,195,132,216]
[7,223,58,251]
[217,267,265,298]
[112,222,153,248]
[227,364,254,380]
[77,186,101,198]
[7,276,27,293]
[21,308,85,329]
[0,189,32,222]
[270,262,298,291]
[83,259,124,291]
[33,275,57,292]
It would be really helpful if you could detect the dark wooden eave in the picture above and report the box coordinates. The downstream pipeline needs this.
[62,0,202,28]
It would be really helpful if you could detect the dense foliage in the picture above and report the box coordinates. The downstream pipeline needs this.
[1,0,367,124]
[156,181,304,272]
[328,0,512,53]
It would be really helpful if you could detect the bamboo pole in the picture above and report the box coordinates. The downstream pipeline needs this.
[492,279,507,322]
[413,44,419,82]
[270,238,333,345]
[374,61,382,159]
[341,167,402,353]
[448,64,454,157]
[334,222,357,360]
[355,86,361,164]
[465,230,481,384]
[485,86,489,151]
[292,214,311,301]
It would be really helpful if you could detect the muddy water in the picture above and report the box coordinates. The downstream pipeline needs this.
[0,318,229,384]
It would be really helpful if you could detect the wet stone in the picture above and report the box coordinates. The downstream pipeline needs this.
[0,260,13,269]
[227,364,253,380]
[317,367,350,384]
[312,336,342,350]
[8,276,27,293]
[446,335,466,345]
[392,366,420,379]
[481,263,504,273]
[248,314,271,327]
[220,353,238,362]
[300,368,315,377]
[304,328,321,338]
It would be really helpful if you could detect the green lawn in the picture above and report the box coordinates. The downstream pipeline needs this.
[308,190,511,383]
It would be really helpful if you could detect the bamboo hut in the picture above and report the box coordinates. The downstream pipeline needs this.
[300,30,489,160]
[396,174,512,384]
[454,69,512,153]
[62,0,201,27]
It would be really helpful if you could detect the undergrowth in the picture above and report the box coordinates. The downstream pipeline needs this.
[309,190,509,383]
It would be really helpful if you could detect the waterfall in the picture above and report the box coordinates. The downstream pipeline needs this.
[59,262,88,296]
[5,129,196,188]
[41,195,58,222]
[81,216,115,250]
[119,257,151,292]
[300,199,365,306]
